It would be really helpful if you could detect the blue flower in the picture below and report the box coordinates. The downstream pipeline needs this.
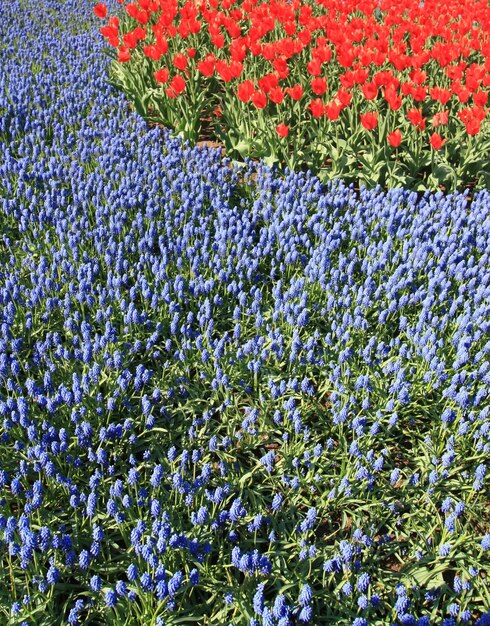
[140,572,154,592]
[271,493,283,511]
[90,575,102,592]
[342,582,352,597]
[46,565,60,585]
[11,602,21,615]
[299,508,316,533]
[298,606,312,623]
[168,571,183,596]
[439,543,451,557]
[127,564,138,582]
[115,580,127,596]
[105,589,117,608]
[253,584,265,616]
[298,584,312,606]
[357,572,370,592]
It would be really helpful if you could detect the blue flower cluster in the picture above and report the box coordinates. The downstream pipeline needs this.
[0,0,489,625]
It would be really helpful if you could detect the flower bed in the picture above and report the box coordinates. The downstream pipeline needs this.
[97,0,490,190]
[0,1,489,625]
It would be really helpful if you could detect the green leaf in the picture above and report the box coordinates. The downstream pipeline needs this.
[233,140,251,157]
[477,170,490,188]
[432,163,457,187]
[402,565,447,588]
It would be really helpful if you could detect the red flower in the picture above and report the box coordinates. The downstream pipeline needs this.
[407,108,426,130]
[272,56,288,75]
[118,47,130,63]
[166,75,186,98]
[401,82,413,97]
[409,69,427,85]
[412,86,427,102]
[123,31,138,49]
[352,68,369,85]
[336,88,352,108]
[384,88,402,111]
[361,82,377,101]
[387,129,402,147]
[261,43,275,61]
[133,27,146,41]
[269,87,285,105]
[187,48,196,59]
[230,40,247,63]
[135,10,149,25]
[277,37,296,58]
[311,77,327,96]
[286,85,303,101]
[474,90,488,107]
[155,37,168,55]
[251,91,267,109]
[297,29,311,47]
[340,71,355,90]
[142,44,155,59]
[312,44,332,64]
[360,111,378,131]
[432,110,449,127]
[308,98,324,118]
[173,53,188,71]
[211,32,225,49]
[154,68,169,83]
[237,80,255,103]
[373,70,397,89]
[276,123,289,138]
[337,47,356,69]
[215,60,234,82]
[464,117,481,135]
[324,101,341,121]
[258,74,278,93]
[429,133,445,150]
[197,55,215,77]
[125,3,139,18]
[306,59,322,77]
[229,60,243,79]
[105,35,119,47]
[93,3,107,18]
[458,107,472,124]
[430,86,452,105]
[283,21,296,37]
[451,80,470,103]
[144,44,163,61]
[100,19,119,46]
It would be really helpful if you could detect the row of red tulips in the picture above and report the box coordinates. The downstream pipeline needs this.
[94,0,490,190]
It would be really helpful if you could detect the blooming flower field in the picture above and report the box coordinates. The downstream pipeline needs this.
[0,1,489,625]
[97,0,490,190]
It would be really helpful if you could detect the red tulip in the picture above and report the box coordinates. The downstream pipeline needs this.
[308,99,324,118]
[237,80,255,103]
[154,68,169,84]
[387,129,402,147]
[118,47,130,63]
[276,123,289,138]
[360,111,378,131]
[429,132,445,150]
[93,3,107,18]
